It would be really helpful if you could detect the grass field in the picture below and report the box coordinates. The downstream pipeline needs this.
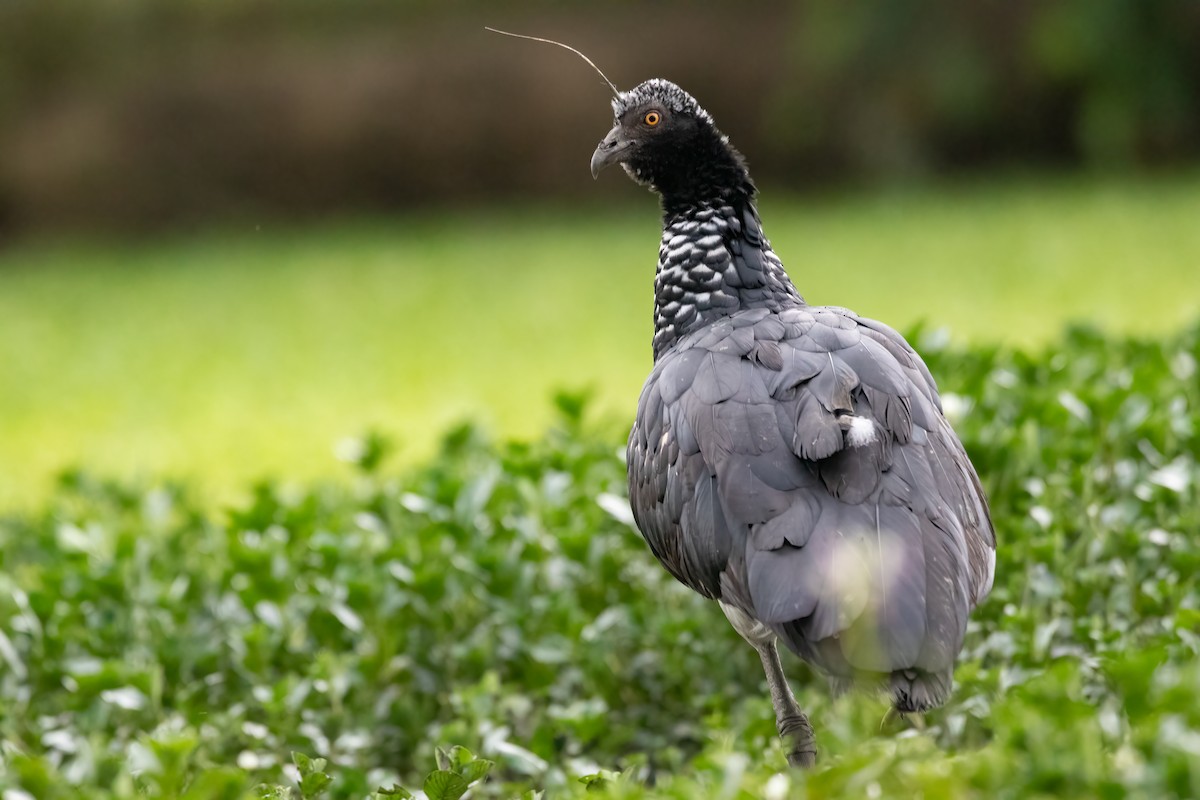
[2,173,1199,508]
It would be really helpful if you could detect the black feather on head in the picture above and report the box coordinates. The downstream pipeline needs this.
[599,79,754,213]
[611,79,714,126]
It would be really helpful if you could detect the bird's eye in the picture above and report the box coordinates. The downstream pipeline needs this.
[644,111,661,126]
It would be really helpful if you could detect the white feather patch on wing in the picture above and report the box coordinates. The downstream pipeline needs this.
[719,601,774,646]
[977,547,997,602]
[845,416,877,448]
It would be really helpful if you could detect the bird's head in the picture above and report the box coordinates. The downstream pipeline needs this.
[484,31,752,206]
[591,79,751,204]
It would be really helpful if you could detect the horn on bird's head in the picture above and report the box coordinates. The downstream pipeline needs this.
[485,27,620,98]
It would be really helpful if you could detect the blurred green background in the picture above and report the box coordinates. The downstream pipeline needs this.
[2,0,1199,506]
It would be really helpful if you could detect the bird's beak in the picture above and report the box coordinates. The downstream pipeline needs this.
[590,124,630,179]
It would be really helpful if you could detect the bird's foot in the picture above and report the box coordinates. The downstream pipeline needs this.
[778,712,817,769]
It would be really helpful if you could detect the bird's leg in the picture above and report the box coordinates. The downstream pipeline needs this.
[757,638,817,768]
[719,602,817,768]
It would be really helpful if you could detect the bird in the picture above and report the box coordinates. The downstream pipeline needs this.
[589,79,997,767]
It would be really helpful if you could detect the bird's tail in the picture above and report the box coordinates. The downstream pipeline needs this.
[889,667,952,714]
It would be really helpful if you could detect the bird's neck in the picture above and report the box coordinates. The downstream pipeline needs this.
[649,127,754,216]
[651,189,804,361]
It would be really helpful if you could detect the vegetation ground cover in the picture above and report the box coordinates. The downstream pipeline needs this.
[1,321,1198,798]
[2,173,1199,507]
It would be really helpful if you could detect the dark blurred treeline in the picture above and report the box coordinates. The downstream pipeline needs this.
[1,0,1197,235]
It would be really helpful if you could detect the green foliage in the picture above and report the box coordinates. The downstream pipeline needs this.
[774,0,1200,177]
[292,753,333,798]
[1,322,1199,798]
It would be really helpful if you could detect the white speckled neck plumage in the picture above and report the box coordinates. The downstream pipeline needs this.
[601,79,805,358]
[652,201,804,360]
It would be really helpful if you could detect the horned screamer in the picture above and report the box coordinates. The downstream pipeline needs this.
[492,29,997,767]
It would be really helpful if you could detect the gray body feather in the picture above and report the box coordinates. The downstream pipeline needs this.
[628,199,996,711]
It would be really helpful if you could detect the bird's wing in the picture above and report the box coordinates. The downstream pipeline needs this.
[627,305,996,676]
[849,312,997,599]
[628,346,733,600]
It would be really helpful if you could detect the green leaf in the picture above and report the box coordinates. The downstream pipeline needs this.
[292,752,332,798]
[578,771,613,790]
[444,745,474,771]
[422,771,471,800]
[552,388,593,425]
[458,758,493,784]
[299,771,332,798]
